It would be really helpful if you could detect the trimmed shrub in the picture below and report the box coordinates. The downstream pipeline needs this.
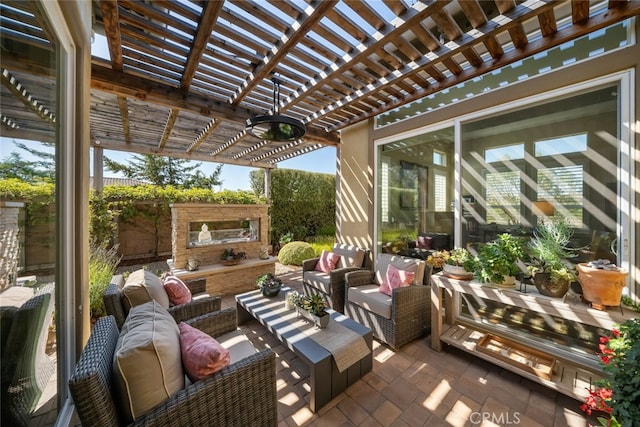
[278,241,315,266]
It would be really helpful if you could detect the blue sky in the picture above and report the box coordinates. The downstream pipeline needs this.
[1,138,335,191]
[97,146,336,191]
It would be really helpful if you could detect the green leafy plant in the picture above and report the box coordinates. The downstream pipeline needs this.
[581,318,640,426]
[301,294,328,316]
[256,273,282,290]
[89,240,121,318]
[527,217,578,281]
[447,248,474,269]
[221,248,246,260]
[474,233,525,284]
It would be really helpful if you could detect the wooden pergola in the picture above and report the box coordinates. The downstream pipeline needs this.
[1,1,639,169]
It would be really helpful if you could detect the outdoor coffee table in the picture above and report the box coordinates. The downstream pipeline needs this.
[236,286,373,412]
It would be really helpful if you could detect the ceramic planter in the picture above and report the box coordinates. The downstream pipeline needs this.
[532,272,569,298]
[576,263,628,307]
[296,306,330,328]
[261,284,281,298]
[495,275,516,288]
[442,264,474,280]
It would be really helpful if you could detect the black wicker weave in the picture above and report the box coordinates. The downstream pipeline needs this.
[344,257,432,350]
[103,275,221,329]
[69,310,277,427]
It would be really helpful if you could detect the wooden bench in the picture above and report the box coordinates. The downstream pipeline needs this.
[172,257,276,296]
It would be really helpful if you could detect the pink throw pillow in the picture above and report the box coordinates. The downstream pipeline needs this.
[178,322,231,382]
[379,264,415,296]
[315,250,341,273]
[417,235,433,250]
[163,274,192,306]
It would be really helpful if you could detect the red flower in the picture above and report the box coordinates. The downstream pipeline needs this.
[611,329,620,338]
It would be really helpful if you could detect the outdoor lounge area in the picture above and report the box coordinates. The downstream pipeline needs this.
[63,267,600,426]
[1,1,640,426]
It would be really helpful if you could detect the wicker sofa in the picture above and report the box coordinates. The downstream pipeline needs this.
[344,254,432,349]
[104,272,220,329]
[302,243,369,312]
[69,308,277,426]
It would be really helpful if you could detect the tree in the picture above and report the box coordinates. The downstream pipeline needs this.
[0,141,55,182]
[104,154,223,189]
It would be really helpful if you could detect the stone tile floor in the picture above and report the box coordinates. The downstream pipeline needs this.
[224,269,593,427]
[30,264,595,426]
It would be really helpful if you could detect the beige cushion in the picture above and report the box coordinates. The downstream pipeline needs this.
[0,286,35,308]
[113,301,184,423]
[348,285,392,319]
[121,269,170,311]
[332,244,366,269]
[216,329,258,364]
[374,254,425,286]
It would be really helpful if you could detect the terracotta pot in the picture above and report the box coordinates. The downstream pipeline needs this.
[533,272,569,298]
[576,263,628,307]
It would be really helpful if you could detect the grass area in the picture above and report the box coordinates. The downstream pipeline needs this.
[307,235,334,256]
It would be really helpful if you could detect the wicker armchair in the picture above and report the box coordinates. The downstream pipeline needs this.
[69,310,277,427]
[104,274,221,328]
[1,284,55,426]
[344,254,432,350]
[302,244,369,312]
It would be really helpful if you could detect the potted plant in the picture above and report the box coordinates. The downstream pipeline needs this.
[295,293,330,328]
[527,218,578,297]
[581,318,640,426]
[474,233,525,287]
[576,259,628,309]
[442,248,475,280]
[426,250,449,270]
[256,273,282,297]
[221,248,246,265]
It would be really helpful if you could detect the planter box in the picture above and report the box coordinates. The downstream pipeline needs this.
[296,306,330,329]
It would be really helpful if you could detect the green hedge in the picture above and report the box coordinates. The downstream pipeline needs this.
[0,179,264,245]
[250,168,336,245]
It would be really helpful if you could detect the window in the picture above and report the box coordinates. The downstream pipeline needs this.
[434,173,447,211]
[485,144,524,162]
[433,150,447,166]
[485,171,521,225]
[537,166,583,226]
[535,134,587,156]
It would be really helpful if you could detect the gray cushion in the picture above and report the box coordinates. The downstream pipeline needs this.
[302,271,332,294]
[347,285,392,319]
[121,269,170,311]
[332,244,366,269]
[216,329,258,364]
